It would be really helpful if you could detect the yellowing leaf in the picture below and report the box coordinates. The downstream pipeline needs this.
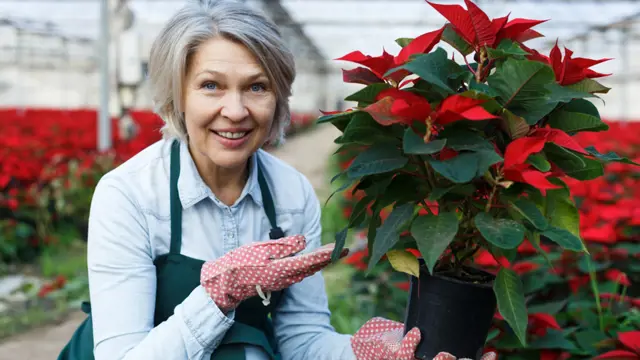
[386,249,420,278]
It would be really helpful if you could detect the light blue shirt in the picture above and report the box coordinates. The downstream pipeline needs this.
[87,138,356,360]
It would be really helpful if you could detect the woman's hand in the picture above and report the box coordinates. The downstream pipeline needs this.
[351,317,497,360]
[200,235,347,313]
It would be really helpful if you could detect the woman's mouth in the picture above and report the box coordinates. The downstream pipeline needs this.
[214,131,248,139]
[210,129,253,149]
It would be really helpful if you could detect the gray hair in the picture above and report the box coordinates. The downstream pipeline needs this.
[147,0,296,144]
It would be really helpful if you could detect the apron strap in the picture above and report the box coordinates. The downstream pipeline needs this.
[256,155,285,240]
[169,139,182,254]
[169,140,285,255]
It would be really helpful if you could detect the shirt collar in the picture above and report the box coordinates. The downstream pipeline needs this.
[176,140,263,208]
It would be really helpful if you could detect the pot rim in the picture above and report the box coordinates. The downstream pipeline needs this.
[421,263,496,289]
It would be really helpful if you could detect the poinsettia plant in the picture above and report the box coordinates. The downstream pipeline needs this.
[322,0,639,347]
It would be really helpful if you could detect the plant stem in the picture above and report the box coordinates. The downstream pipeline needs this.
[399,170,429,181]
[475,48,487,83]
[485,183,498,212]
[414,155,435,190]
[420,200,434,215]
[463,55,476,76]
[459,243,481,264]
[485,170,502,212]
[585,255,605,331]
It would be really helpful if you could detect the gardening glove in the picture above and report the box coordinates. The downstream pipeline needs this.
[351,317,421,360]
[200,234,348,313]
[351,317,498,360]
[433,352,497,360]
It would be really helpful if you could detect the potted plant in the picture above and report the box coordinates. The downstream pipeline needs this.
[321,1,636,359]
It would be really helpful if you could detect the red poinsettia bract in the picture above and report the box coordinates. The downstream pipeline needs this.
[426,0,546,51]
[595,331,640,359]
[523,41,612,85]
[336,27,445,85]
[502,127,588,191]
[364,88,499,132]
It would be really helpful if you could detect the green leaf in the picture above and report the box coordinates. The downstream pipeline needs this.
[324,178,355,207]
[566,78,611,94]
[547,98,609,133]
[510,198,549,230]
[512,100,558,125]
[443,130,495,152]
[487,58,555,121]
[428,186,456,201]
[339,112,391,145]
[494,268,528,346]
[577,257,610,273]
[584,145,640,166]
[407,79,450,101]
[475,212,525,249]
[403,127,446,155]
[565,156,605,181]
[574,329,608,354]
[361,175,394,197]
[331,227,349,262]
[410,212,459,275]
[527,154,551,172]
[317,110,355,131]
[525,230,554,268]
[378,174,429,207]
[395,37,413,48]
[344,83,392,105]
[542,226,585,252]
[528,329,578,351]
[386,249,420,277]
[386,48,457,94]
[368,203,416,272]
[485,39,529,60]
[486,329,500,342]
[15,223,34,239]
[347,143,408,179]
[428,150,502,183]
[545,82,596,104]
[441,24,473,56]
[545,187,581,238]
[469,79,500,98]
[527,300,567,314]
[544,143,605,181]
[348,195,373,228]
[499,109,530,139]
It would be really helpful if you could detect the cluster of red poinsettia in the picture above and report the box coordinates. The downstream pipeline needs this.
[338,120,639,358]
[334,0,612,197]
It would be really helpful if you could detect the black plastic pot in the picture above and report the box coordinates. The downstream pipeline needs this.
[403,259,497,360]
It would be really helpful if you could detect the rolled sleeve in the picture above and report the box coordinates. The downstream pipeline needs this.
[88,176,233,360]
[272,175,356,360]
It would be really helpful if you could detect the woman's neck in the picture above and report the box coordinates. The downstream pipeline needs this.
[188,144,249,206]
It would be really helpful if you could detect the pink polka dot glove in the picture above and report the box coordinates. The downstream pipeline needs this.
[351,317,422,360]
[433,351,497,360]
[200,235,347,313]
[351,317,497,360]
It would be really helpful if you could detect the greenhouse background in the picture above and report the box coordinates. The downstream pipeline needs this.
[0,0,638,359]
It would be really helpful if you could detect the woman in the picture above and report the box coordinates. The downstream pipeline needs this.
[57,1,496,359]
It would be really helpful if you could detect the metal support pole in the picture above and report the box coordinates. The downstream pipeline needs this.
[620,27,629,123]
[98,0,112,151]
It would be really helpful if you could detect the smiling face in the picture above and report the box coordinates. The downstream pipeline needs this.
[182,36,277,180]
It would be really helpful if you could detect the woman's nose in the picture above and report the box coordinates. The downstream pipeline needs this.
[220,92,249,121]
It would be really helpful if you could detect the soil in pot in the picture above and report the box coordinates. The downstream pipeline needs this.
[403,259,497,360]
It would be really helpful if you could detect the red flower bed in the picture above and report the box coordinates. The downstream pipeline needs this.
[0,107,317,263]
[336,120,640,359]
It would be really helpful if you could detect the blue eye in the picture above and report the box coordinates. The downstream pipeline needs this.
[203,82,217,90]
[250,83,266,92]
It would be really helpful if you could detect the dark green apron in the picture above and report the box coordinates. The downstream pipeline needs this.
[58,139,285,360]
